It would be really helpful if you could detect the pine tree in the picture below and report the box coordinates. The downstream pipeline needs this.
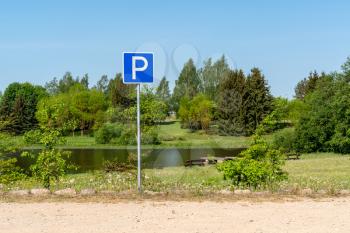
[244,68,273,135]
[108,73,136,108]
[217,69,246,135]
[0,83,47,134]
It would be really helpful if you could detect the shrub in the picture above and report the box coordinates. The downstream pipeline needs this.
[0,158,25,184]
[23,129,42,144]
[109,125,161,145]
[271,128,297,153]
[26,149,72,188]
[95,123,122,144]
[217,142,287,189]
[141,127,161,145]
[178,94,214,131]
[0,133,25,184]
[22,129,74,188]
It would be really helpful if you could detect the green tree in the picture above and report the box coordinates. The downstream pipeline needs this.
[217,135,287,189]
[341,56,350,80]
[45,77,59,95]
[199,55,229,101]
[22,129,73,188]
[36,86,107,135]
[0,133,25,184]
[294,71,326,100]
[108,73,136,108]
[96,75,109,96]
[295,75,336,152]
[178,94,214,131]
[172,59,200,112]
[58,72,79,93]
[0,82,48,134]
[80,73,89,89]
[121,87,167,126]
[244,68,273,135]
[156,77,171,113]
[217,69,247,135]
[45,72,89,95]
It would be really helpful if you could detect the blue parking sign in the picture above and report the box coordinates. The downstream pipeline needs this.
[123,52,153,84]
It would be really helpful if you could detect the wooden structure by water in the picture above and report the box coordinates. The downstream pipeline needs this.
[184,156,235,167]
[185,153,301,167]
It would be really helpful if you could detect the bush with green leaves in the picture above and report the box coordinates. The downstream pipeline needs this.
[271,128,297,153]
[95,123,122,144]
[23,129,42,144]
[95,123,161,145]
[22,129,74,188]
[178,94,214,131]
[0,133,25,184]
[217,140,287,189]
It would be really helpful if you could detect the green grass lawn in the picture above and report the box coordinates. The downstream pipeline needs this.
[5,153,350,195]
[158,121,252,148]
[284,153,350,192]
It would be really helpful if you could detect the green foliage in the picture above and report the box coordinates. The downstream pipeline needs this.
[172,59,200,112]
[0,82,48,134]
[95,123,122,144]
[95,75,109,96]
[294,71,326,100]
[27,149,71,188]
[244,68,274,135]
[178,94,214,131]
[36,86,107,135]
[22,129,73,188]
[0,133,25,184]
[108,73,136,108]
[217,139,287,189]
[198,56,230,102]
[217,68,272,136]
[0,158,25,184]
[294,62,350,154]
[156,76,171,113]
[294,75,337,152]
[141,126,161,145]
[217,69,246,135]
[117,88,167,126]
[271,128,297,153]
[23,129,42,144]
[260,97,307,132]
[95,123,160,145]
[45,72,89,95]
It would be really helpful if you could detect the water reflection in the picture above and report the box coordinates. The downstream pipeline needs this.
[16,148,246,173]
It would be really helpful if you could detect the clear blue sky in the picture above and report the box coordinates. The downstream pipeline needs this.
[1,0,350,98]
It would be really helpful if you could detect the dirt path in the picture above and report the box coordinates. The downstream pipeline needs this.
[1,198,350,233]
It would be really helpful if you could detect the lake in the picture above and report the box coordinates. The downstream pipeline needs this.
[16,147,246,173]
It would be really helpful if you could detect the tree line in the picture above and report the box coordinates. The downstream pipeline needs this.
[1,55,350,153]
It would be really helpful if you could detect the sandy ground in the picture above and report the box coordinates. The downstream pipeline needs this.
[1,198,350,233]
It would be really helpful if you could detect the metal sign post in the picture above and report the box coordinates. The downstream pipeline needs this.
[136,83,141,192]
[123,52,153,193]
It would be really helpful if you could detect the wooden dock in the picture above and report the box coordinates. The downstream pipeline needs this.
[184,157,235,167]
[185,153,300,166]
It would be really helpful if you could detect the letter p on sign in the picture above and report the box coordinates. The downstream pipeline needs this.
[123,53,153,84]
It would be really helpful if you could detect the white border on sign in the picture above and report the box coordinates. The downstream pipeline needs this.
[122,52,155,84]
